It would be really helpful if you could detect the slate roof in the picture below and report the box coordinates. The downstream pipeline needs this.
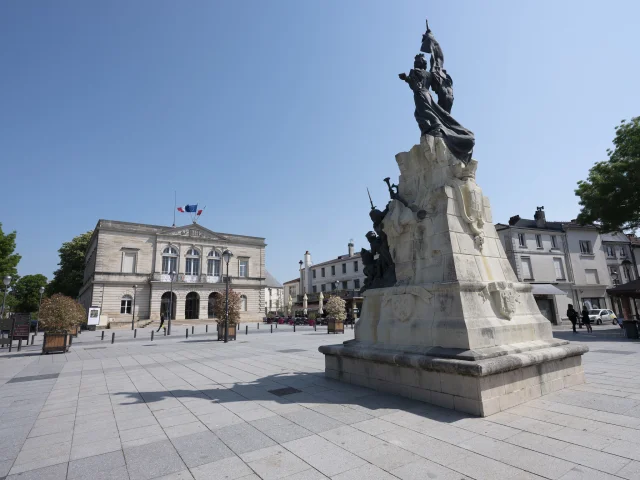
[264,270,283,288]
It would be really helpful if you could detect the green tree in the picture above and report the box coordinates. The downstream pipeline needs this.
[576,117,640,232]
[12,274,48,313]
[47,231,92,298]
[0,222,21,285]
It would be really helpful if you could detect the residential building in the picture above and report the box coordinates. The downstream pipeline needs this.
[263,271,284,314]
[79,220,267,326]
[563,222,611,312]
[629,234,640,276]
[283,278,298,311]
[290,241,366,316]
[601,232,635,286]
[496,207,572,324]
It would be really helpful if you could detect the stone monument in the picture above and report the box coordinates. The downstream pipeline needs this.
[319,19,588,417]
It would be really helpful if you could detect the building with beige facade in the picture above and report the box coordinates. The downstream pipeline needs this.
[79,220,268,326]
[497,207,640,323]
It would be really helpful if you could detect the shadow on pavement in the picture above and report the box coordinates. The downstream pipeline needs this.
[112,371,470,423]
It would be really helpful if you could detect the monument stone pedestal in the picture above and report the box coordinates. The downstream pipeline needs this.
[319,136,588,416]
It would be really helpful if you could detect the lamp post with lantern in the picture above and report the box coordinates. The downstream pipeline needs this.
[1,276,11,319]
[36,286,45,335]
[222,249,233,343]
[131,285,137,330]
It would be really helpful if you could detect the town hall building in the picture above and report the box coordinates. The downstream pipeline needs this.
[79,220,269,327]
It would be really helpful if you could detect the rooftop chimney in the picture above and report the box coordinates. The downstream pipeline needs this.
[534,206,546,228]
[508,215,520,226]
[348,239,354,257]
[304,251,312,267]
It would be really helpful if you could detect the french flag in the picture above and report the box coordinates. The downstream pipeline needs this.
[177,204,198,213]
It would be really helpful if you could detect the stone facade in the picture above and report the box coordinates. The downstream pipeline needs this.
[78,220,267,326]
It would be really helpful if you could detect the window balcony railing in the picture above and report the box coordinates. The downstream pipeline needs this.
[298,289,362,303]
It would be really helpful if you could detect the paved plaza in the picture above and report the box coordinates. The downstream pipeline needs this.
[1,325,640,479]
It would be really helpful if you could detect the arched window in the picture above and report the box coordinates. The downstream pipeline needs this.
[240,295,248,312]
[120,295,132,314]
[185,248,200,276]
[162,246,178,274]
[207,250,221,277]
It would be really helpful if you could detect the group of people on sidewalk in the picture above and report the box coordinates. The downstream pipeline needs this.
[566,304,593,333]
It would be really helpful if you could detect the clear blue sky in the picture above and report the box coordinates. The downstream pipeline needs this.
[2,1,639,286]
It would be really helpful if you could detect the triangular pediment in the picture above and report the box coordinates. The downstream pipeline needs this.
[158,224,229,242]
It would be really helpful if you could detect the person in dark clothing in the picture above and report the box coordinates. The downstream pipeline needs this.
[157,312,166,333]
[581,306,592,333]
[566,304,579,333]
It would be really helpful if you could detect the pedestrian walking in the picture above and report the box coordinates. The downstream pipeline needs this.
[157,312,166,333]
[566,304,579,333]
[581,306,592,333]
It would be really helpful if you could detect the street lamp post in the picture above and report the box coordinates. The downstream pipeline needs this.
[131,285,137,330]
[168,271,176,335]
[222,249,233,343]
[1,276,11,319]
[36,286,45,335]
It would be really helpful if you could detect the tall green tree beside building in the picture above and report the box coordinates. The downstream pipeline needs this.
[48,231,92,298]
[0,222,21,285]
[12,274,48,312]
[576,117,640,232]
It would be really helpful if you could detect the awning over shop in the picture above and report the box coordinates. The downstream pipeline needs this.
[530,284,567,296]
[607,279,640,298]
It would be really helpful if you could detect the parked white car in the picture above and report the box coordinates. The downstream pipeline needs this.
[588,309,617,325]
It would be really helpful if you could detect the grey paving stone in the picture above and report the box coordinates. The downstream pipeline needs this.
[190,455,253,480]
[240,446,310,480]
[123,439,186,480]
[214,423,276,455]
[448,451,542,480]
[319,426,387,453]
[70,437,121,461]
[282,409,344,434]
[149,471,194,480]
[163,421,208,439]
[6,461,68,480]
[68,451,125,479]
[357,443,422,471]
[170,431,234,468]
[278,469,327,479]
[332,463,398,480]
[350,418,398,436]
[391,459,464,480]
[559,465,622,480]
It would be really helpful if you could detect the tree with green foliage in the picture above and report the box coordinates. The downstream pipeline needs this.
[47,231,92,298]
[576,117,640,232]
[12,274,48,313]
[0,222,21,286]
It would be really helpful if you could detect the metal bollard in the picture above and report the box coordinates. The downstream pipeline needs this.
[101,331,105,340]
[271,324,273,333]
[314,324,317,331]
[31,334,35,345]
[245,325,248,335]
[111,332,115,344]
[186,328,189,339]
[164,327,166,336]
[151,330,154,341]
[17,339,22,352]
[192,326,194,334]
[257,323,259,329]
[294,324,296,333]
[206,324,208,333]
[276,323,278,329]
[134,329,137,338]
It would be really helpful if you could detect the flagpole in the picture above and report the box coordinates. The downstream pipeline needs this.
[173,191,176,227]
